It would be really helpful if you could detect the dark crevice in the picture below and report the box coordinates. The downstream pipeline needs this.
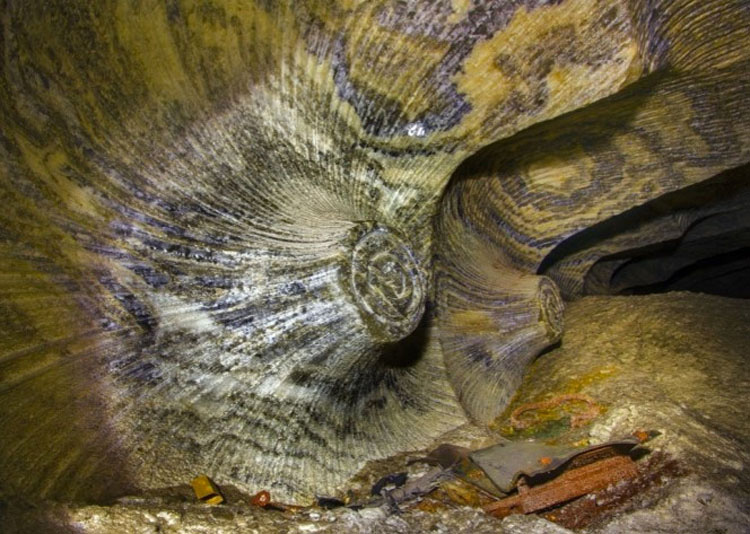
[538,162,750,275]
[621,247,750,298]
[378,311,432,368]
[540,161,750,298]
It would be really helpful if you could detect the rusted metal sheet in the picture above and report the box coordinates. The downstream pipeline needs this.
[470,436,641,493]
[483,454,638,518]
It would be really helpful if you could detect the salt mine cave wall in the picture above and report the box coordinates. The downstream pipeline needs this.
[0,1,749,532]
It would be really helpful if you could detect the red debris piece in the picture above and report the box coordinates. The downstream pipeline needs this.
[484,454,638,518]
[543,451,685,529]
[251,490,271,507]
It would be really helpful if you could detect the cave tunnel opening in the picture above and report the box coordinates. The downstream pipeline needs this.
[540,161,750,299]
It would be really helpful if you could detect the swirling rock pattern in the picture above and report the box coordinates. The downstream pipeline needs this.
[0,0,748,504]
[347,222,426,342]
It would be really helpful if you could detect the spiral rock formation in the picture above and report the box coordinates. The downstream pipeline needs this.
[347,222,426,342]
[1,0,749,506]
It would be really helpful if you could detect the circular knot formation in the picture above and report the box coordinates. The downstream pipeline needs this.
[348,222,426,343]
[537,276,565,341]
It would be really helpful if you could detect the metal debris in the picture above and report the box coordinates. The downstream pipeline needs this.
[470,436,641,493]
[422,443,473,467]
[250,490,271,507]
[422,443,507,498]
[207,432,655,520]
[384,467,450,510]
[190,475,224,505]
[483,453,639,518]
[351,466,451,511]
[371,472,408,496]
[542,450,684,529]
[316,496,347,509]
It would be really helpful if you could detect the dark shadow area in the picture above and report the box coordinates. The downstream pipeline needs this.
[621,247,750,298]
[379,311,432,368]
[539,163,750,275]
[0,348,141,507]
[536,340,562,359]
[541,162,750,298]
[0,498,84,534]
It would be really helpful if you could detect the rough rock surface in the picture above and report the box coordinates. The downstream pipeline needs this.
[3,291,749,533]
[504,291,750,533]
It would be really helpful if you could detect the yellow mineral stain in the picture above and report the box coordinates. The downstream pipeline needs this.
[448,0,473,25]
[491,366,618,438]
[557,366,620,396]
[452,0,644,145]
[522,146,593,196]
